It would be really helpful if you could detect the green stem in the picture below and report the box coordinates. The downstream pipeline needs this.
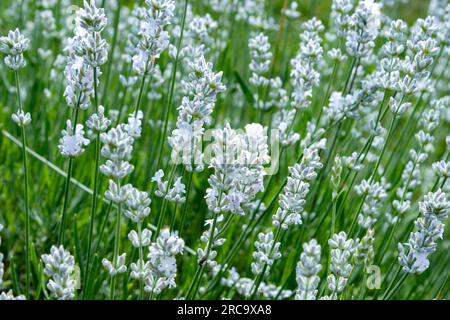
[110,180,122,300]
[370,114,398,183]
[137,222,144,300]
[133,54,152,117]
[58,157,74,245]
[83,134,100,298]
[14,70,31,298]
[179,170,193,236]
[186,213,219,299]
[383,272,408,300]
[58,93,81,245]
[21,127,31,299]
[377,145,424,264]
[154,164,177,239]
[83,60,102,299]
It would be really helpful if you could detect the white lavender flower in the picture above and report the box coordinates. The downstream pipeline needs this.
[345,0,381,58]
[290,19,323,110]
[0,290,26,300]
[221,267,292,299]
[273,144,324,229]
[283,1,301,19]
[128,229,152,248]
[151,170,186,204]
[76,0,107,33]
[185,14,218,55]
[272,109,300,147]
[267,77,289,109]
[144,228,184,294]
[433,160,450,179]
[123,187,151,223]
[11,110,32,127]
[251,231,281,276]
[168,54,225,171]
[354,229,375,266]
[323,91,358,125]
[132,0,175,75]
[104,181,133,204]
[355,179,388,229]
[205,123,269,216]
[130,259,151,280]
[73,30,109,68]
[330,0,354,37]
[86,105,111,133]
[0,28,29,70]
[398,190,449,274]
[325,232,355,298]
[394,102,441,204]
[58,120,90,158]
[295,239,322,300]
[197,215,225,268]
[103,253,128,276]
[239,0,277,30]
[100,124,134,180]
[342,152,363,171]
[125,110,144,139]
[41,245,78,300]
[248,32,272,109]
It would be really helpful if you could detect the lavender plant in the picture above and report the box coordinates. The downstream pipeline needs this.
[0,0,448,301]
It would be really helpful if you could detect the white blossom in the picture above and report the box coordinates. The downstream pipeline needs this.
[41,245,78,300]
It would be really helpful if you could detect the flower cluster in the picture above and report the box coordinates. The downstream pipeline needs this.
[100,125,135,188]
[86,105,111,134]
[58,120,90,158]
[330,0,354,37]
[221,267,292,299]
[251,231,282,276]
[355,179,388,229]
[345,0,381,58]
[0,28,29,70]
[354,228,375,266]
[64,0,108,110]
[124,187,151,223]
[398,190,449,274]
[41,245,78,300]
[0,291,25,300]
[152,170,186,204]
[237,0,276,31]
[324,232,355,299]
[168,54,226,171]
[295,239,322,300]
[103,253,127,276]
[392,100,443,215]
[290,18,324,111]
[0,29,32,127]
[196,123,269,269]
[273,143,325,229]
[132,0,175,75]
[248,32,272,109]
[144,229,185,294]
[205,123,270,216]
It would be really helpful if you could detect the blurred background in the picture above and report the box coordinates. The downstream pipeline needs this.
[0,0,434,33]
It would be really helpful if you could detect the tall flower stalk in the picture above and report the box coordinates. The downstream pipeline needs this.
[74,0,110,298]
[0,28,31,298]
